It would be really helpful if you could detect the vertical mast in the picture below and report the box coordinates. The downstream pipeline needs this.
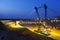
[44,4,47,21]
[34,7,40,21]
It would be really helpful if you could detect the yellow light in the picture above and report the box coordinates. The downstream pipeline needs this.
[8,21,23,28]
[9,23,22,28]
[26,26,46,36]
[1,20,23,29]
[48,28,60,37]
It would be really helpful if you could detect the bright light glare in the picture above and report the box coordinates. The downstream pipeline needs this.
[1,20,23,29]
[9,22,23,28]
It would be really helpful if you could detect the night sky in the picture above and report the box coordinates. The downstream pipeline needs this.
[0,0,60,19]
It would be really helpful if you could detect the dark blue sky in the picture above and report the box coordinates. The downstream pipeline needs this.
[0,0,60,19]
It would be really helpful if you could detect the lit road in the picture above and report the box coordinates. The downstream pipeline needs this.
[1,20,60,40]
[27,26,60,40]
[1,20,23,29]
[47,28,60,40]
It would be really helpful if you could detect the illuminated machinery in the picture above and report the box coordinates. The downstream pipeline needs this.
[34,4,50,36]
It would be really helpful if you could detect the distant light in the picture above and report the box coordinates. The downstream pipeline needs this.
[51,20,53,23]
[47,18,50,20]
[55,18,57,20]
[56,20,60,22]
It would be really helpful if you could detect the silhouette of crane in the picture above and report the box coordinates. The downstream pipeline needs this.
[34,6,40,21]
[34,4,47,21]
[44,4,47,21]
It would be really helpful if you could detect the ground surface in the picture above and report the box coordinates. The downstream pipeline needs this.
[0,20,60,40]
